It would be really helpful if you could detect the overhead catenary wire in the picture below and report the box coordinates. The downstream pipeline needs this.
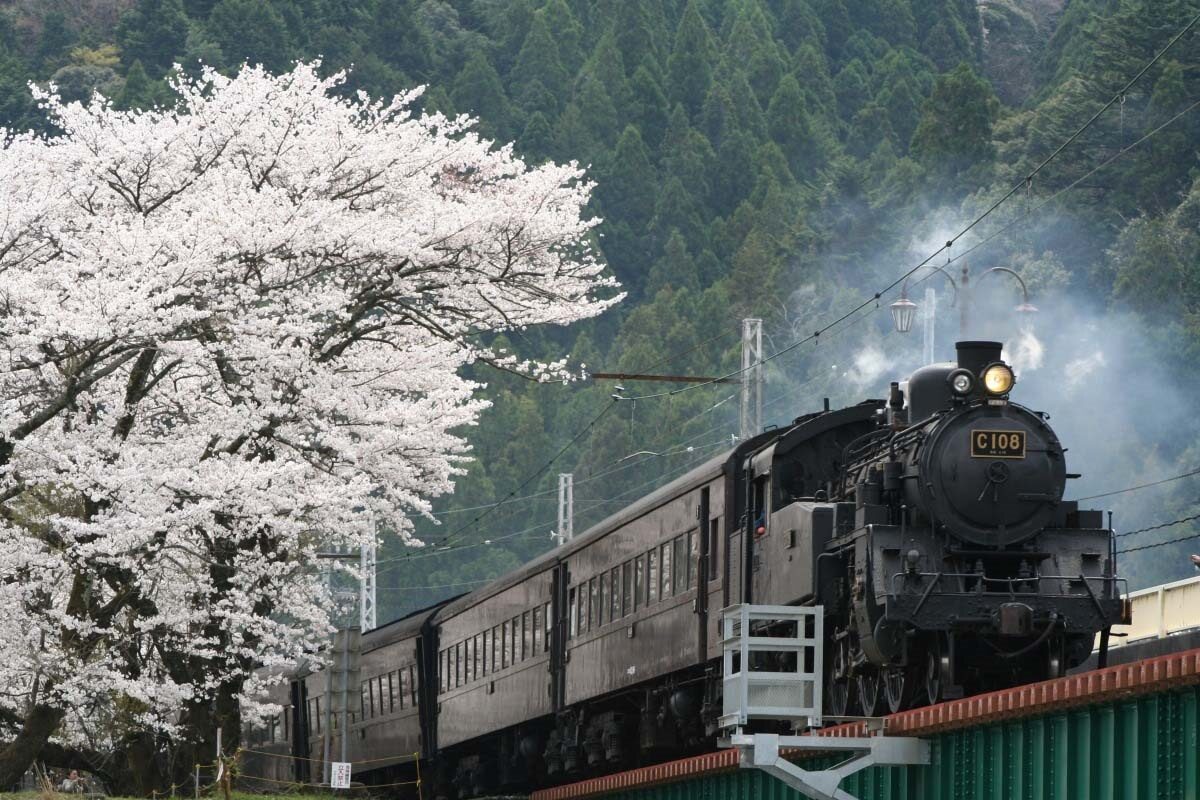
[1116,510,1200,539]
[1076,466,1200,502]
[616,12,1200,405]
[376,12,1200,598]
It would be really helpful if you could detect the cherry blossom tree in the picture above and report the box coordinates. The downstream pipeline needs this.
[0,62,619,791]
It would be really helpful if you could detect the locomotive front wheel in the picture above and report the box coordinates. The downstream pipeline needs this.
[857,669,885,717]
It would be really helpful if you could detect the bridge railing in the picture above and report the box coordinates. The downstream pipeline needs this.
[1104,574,1200,648]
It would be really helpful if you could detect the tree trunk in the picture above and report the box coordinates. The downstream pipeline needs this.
[0,703,66,790]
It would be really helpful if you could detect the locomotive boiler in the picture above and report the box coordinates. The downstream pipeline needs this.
[753,340,1125,716]
[245,340,1127,798]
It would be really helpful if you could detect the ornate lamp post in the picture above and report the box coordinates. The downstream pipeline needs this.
[890,264,1036,342]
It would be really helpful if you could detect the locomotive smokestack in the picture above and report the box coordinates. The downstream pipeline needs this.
[956,341,1003,375]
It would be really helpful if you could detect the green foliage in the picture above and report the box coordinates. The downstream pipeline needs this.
[3,0,1197,608]
[667,0,716,116]
[910,63,998,187]
[207,0,292,71]
[117,0,189,74]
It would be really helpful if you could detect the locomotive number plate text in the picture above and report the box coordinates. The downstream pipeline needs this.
[970,430,1026,459]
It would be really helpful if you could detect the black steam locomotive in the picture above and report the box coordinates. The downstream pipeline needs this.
[245,340,1125,797]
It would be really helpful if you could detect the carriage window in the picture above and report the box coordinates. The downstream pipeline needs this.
[674,536,687,594]
[522,611,531,660]
[609,563,619,618]
[568,589,577,637]
[598,574,607,627]
[532,606,542,654]
[481,630,489,677]
[588,577,599,629]
[709,518,720,582]
[623,561,633,616]
[397,669,405,710]
[386,671,395,712]
[282,708,289,741]
[661,542,673,599]
[457,642,465,688]
[469,637,478,683]
[378,675,386,714]
[439,650,447,693]
[544,603,552,651]
[361,682,370,718]
[635,556,645,608]
[409,665,417,707]
[501,622,509,669]
[369,680,377,717]
[511,616,519,664]
[648,549,658,604]
[492,625,501,669]
[687,530,698,588]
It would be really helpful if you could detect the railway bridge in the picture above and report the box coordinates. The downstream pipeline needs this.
[533,646,1200,800]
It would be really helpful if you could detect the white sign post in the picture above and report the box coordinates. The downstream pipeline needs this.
[330,762,352,789]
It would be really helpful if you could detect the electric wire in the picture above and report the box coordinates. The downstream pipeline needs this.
[1117,518,1200,554]
[1116,510,1200,539]
[1076,466,1200,502]
[617,12,1200,404]
[376,13,1200,598]
[935,97,1200,272]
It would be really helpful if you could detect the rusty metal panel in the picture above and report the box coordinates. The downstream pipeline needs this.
[533,649,1200,800]
[562,689,1198,800]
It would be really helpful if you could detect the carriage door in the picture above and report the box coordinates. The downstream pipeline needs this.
[549,562,569,711]
[696,487,710,662]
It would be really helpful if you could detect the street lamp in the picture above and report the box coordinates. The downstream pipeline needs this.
[889,295,918,333]
[891,264,1035,338]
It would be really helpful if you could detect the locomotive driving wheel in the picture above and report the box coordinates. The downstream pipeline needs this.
[922,635,948,707]
[826,637,853,717]
[856,668,885,717]
[883,665,912,714]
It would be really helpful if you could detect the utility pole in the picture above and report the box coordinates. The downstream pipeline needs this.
[556,473,574,546]
[923,287,936,364]
[359,538,376,632]
[740,318,763,441]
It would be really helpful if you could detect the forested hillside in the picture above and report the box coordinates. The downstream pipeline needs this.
[2,0,1198,612]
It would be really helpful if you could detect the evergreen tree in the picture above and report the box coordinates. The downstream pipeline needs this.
[612,0,666,74]
[667,0,716,116]
[116,0,190,75]
[451,51,512,139]
[509,11,571,110]
[540,0,585,73]
[371,0,433,79]
[573,75,620,149]
[629,64,671,149]
[596,125,658,227]
[115,59,169,110]
[647,229,699,293]
[722,0,786,107]
[34,11,75,73]
[775,0,827,52]
[767,73,824,178]
[518,111,555,158]
[207,0,292,72]
[834,58,870,120]
[910,63,997,185]
[724,68,768,140]
[580,33,632,110]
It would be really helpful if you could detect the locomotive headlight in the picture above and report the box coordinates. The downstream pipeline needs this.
[982,363,1015,395]
[948,369,974,395]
